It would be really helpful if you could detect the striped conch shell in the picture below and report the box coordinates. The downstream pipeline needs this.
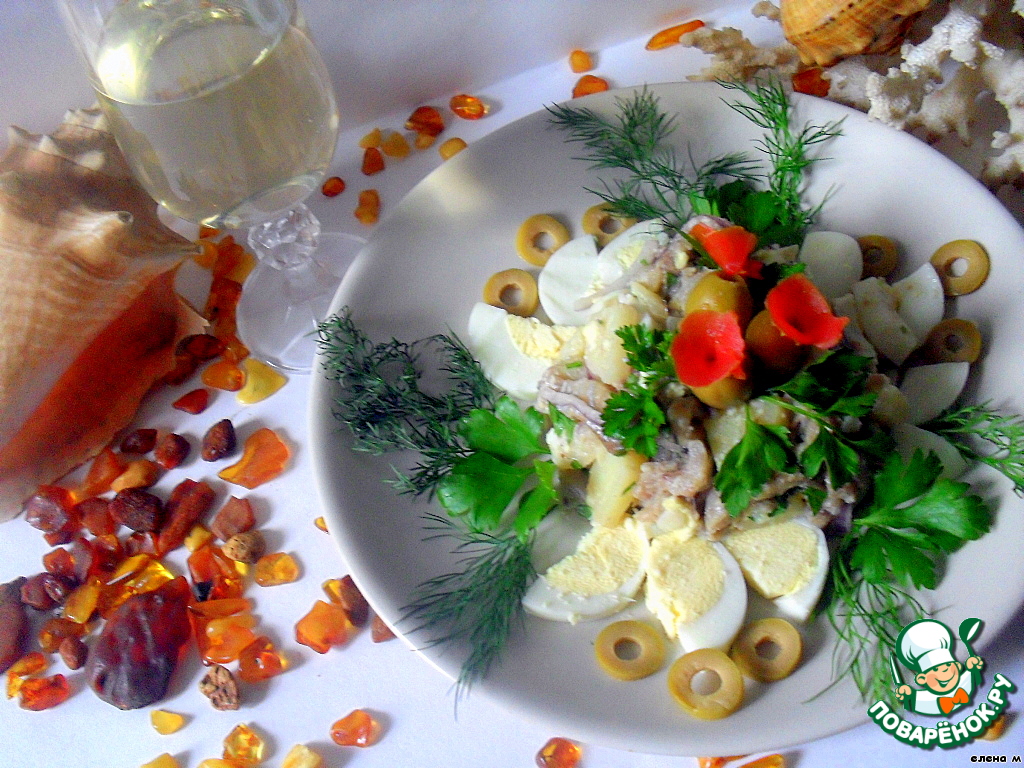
[0,107,203,521]
[780,0,934,67]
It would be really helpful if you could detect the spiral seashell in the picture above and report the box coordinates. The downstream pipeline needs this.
[0,107,203,521]
[780,0,934,67]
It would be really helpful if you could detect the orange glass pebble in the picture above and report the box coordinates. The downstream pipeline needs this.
[354,189,381,225]
[536,737,582,768]
[572,74,609,99]
[322,575,368,626]
[223,723,266,765]
[199,225,220,239]
[645,19,705,50]
[438,137,467,161]
[738,756,785,768]
[413,132,436,150]
[370,614,396,643]
[187,545,245,601]
[358,127,382,149]
[218,428,290,489]
[792,67,830,97]
[568,49,593,73]
[194,239,219,269]
[110,459,161,492]
[361,146,385,175]
[330,709,381,747]
[381,131,411,158]
[142,754,182,768]
[63,575,103,623]
[237,636,287,683]
[281,745,324,768]
[75,446,125,501]
[37,617,88,654]
[204,615,258,664]
[321,176,345,197]
[254,552,300,586]
[314,516,328,533]
[18,674,71,711]
[295,600,354,653]
[173,388,211,414]
[151,709,187,735]
[6,652,49,698]
[449,93,488,120]
[202,359,246,392]
[405,105,445,136]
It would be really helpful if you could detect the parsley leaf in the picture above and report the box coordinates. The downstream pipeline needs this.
[715,410,796,516]
[462,395,546,463]
[437,452,531,531]
[600,325,675,458]
[514,460,559,541]
[848,451,991,590]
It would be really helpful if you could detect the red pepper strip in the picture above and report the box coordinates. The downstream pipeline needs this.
[670,309,747,388]
[691,224,762,279]
[765,273,849,349]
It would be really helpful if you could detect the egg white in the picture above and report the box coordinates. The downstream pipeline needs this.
[591,219,668,290]
[798,231,863,300]
[465,302,553,400]
[537,234,599,325]
[892,262,945,344]
[645,533,748,653]
[900,361,970,425]
[771,519,830,624]
[522,517,649,623]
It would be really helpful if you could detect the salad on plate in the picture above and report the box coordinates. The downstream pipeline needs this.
[317,79,1022,721]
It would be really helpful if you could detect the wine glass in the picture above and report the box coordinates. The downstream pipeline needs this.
[56,0,358,371]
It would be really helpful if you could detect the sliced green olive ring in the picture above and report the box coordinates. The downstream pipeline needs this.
[930,239,990,296]
[729,617,803,683]
[515,213,571,266]
[594,620,666,681]
[581,203,637,248]
[857,234,899,278]
[482,268,539,317]
[920,317,982,364]
[667,648,745,720]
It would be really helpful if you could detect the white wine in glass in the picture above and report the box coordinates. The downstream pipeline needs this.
[57,0,349,371]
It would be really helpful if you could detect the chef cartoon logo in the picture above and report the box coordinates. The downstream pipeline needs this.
[893,618,982,717]
[866,617,1017,749]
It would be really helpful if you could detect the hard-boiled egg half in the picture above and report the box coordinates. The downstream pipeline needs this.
[722,517,828,623]
[644,529,748,652]
[522,517,649,623]
[465,303,579,401]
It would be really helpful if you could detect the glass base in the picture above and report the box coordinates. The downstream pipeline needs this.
[236,230,366,373]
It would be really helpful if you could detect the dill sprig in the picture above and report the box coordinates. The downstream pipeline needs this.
[719,77,843,245]
[317,309,496,496]
[546,86,758,230]
[824,548,926,707]
[925,402,1024,495]
[402,512,536,697]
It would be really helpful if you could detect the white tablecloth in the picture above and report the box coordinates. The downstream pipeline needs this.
[0,2,1020,766]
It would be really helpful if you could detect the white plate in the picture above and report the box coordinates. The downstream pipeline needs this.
[308,81,1024,755]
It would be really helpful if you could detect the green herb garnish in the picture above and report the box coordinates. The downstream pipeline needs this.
[719,78,843,245]
[600,324,675,457]
[402,513,535,697]
[926,402,1024,494]
[318,313,552,695]
[826,450,991,703]
[317,309,494,496]
[715,410,796,516]
[547,77,842,246]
